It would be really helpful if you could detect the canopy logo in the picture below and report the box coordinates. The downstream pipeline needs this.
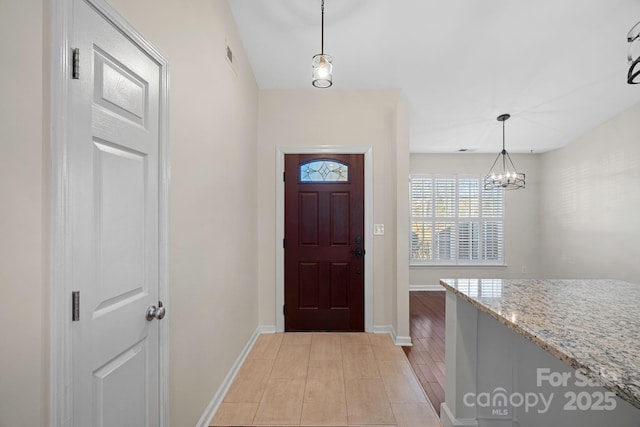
[463,388,553,415]
[462,368,618,415]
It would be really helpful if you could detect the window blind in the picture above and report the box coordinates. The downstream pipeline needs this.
[410,174,504,265]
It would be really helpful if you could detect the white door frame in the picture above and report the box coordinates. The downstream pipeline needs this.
[50,0,170,425]
[275,145,373,332]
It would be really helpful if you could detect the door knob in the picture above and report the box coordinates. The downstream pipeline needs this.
[350,247,364,258]
[155,301,166,320]
[146,301,166,321]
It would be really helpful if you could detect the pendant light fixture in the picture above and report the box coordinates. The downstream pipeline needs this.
[312,0,333,88]
[483,114,526,190]
[627,20,640,84]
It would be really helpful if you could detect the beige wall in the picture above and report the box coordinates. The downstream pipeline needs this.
[0,0,259,426]
[394,103,411,339]
[0,0,47,426]
[539,102,640,281]
[257,89,409,336]
[409,153,542,287]
[105,0,259,425]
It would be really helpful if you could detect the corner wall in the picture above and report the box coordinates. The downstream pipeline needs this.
[0,0,47,426]
[539,102,640,281]
[394,103,411,341]
[409,153,542,288]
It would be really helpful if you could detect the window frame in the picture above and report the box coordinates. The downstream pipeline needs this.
[299,159,350,182]
[410,173,506,267]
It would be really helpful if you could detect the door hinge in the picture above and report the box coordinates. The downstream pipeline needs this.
[72,48,80,79]
[72,291,80,321]
[283,238,285,248]
[283,305,286,316]
[283,171,285,182]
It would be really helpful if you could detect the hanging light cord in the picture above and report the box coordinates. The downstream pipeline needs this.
[501,118,507,171]
[320,0,325,54]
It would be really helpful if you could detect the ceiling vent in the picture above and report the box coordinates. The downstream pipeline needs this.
[225,38,238,75]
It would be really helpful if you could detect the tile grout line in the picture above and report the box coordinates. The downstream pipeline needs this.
[248,335,263,426]
[299,333,312,426]
[251,334,281,426]
[340,334,350,427]
[374,339,400,427]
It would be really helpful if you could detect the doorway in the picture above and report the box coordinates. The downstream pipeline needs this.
[284,154,364,331]
[275,146,373,332]
[50,0,169,425]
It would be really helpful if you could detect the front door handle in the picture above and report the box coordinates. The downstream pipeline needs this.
[350,247,364,258]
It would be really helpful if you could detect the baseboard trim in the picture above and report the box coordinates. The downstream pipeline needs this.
[197,325,268,427]
[372,324,394,339]
[258,324,277,334]
[410,284,445,291]
[394,335,413,346]
[372,324,412,347]
[440,403,479,427]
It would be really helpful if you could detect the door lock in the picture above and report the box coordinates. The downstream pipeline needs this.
[350,247,365,258]
[146,301,166,321]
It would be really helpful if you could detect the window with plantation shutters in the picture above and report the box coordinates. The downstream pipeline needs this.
[410,174,504,265]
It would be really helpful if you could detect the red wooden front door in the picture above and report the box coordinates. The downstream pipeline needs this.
[284,154,365,331]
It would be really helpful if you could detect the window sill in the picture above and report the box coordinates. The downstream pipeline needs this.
[410,264,508,268]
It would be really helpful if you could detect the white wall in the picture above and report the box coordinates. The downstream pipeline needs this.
[0,0,47,426]
[256,89,410,337]
[105,1,259,425]
[409,153,541,288]
[539,102,640,281]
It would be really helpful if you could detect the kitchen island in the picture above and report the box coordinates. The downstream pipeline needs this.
[439,278,640,427]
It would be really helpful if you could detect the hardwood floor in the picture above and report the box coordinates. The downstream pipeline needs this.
[403,291,446,415]
[211,332,441,426]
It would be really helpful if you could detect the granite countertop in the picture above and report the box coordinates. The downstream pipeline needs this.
[439,278,640,410]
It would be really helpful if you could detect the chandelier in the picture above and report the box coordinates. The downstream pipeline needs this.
[628,20,639,84]
[483,114,525,190]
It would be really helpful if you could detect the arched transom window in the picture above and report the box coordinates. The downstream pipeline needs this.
[299,160,349,182]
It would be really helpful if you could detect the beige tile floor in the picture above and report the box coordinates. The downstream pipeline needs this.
[211,332,442,427]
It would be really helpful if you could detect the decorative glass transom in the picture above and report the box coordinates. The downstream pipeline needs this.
[300,160,349,182]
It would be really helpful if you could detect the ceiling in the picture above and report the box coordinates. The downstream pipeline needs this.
[228,0,640,153]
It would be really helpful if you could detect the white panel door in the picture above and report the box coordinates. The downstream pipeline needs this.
[69,1,164,425]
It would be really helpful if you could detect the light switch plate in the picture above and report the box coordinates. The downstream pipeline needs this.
[374,224,385,235]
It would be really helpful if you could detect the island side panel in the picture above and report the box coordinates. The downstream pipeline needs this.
[442,289,479,426]
[442,287,640,427]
